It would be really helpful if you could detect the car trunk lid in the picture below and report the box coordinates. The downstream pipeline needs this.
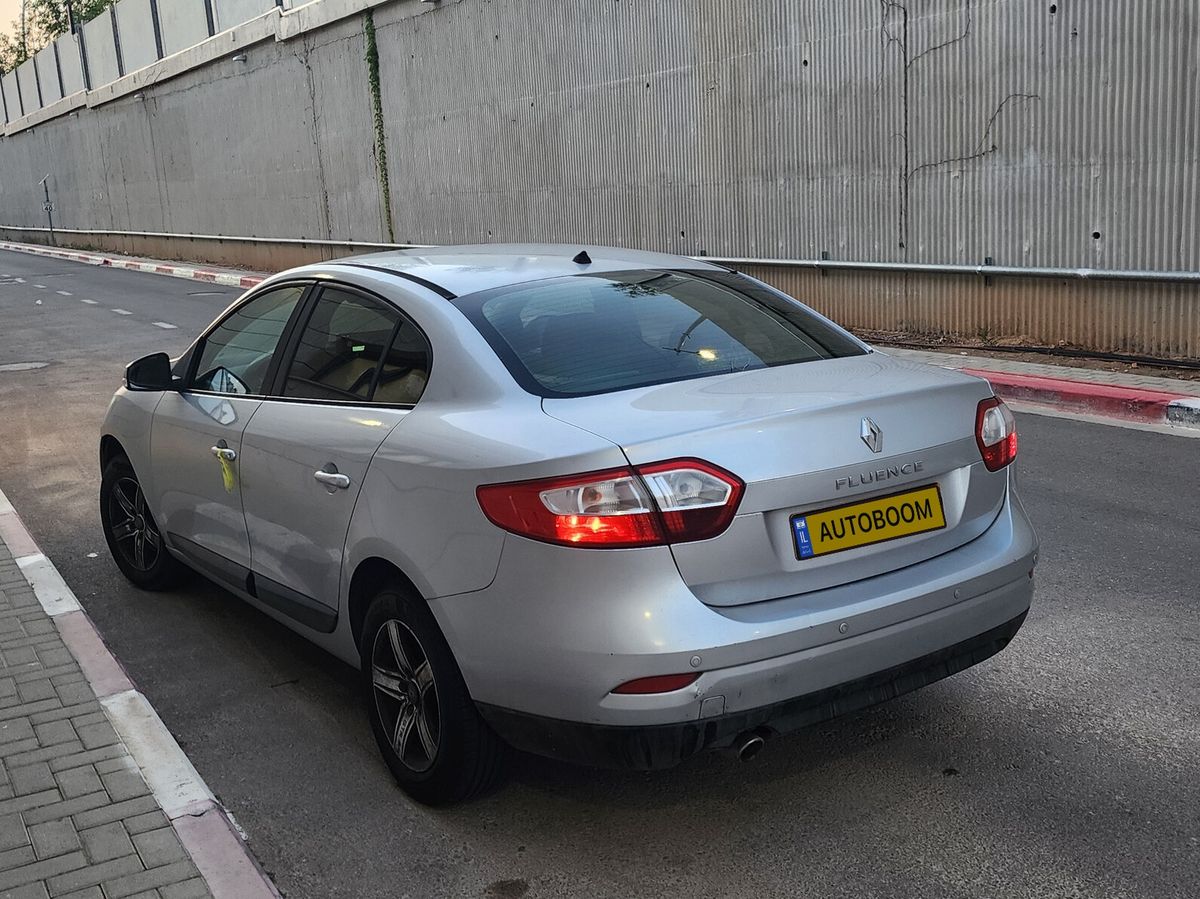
[542,352,1005,606]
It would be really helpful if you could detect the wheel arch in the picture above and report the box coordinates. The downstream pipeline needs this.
[347,556,427,651]
[99,434,128,470]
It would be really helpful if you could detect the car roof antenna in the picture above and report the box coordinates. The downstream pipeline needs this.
[572,250,592,265]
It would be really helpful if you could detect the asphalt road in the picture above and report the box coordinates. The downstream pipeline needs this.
[1,247,1197,899]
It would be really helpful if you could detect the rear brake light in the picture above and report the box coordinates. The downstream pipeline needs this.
[612,673,700,694]
[975,397,1018,471]
[476,458,743,548]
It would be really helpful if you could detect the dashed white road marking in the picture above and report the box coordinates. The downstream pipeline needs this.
[15,277,26,283]
[33,283,46,289]
[81,298,99,305]
[111,308,133,315]
[152,321,178,330]
[55,290,72,296]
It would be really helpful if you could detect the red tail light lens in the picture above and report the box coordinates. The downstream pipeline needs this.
[612,673,701,694]
[476,458,743,548]
[976,397,1018,471]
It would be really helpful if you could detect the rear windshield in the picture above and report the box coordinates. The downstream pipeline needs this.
[454,269,867,397]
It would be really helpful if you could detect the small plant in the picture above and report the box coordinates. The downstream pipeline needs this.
[364,12,395,244]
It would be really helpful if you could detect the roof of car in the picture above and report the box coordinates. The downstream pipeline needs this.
[327,243,728,298]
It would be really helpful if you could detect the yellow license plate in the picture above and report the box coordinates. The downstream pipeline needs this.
[791,484,946,560]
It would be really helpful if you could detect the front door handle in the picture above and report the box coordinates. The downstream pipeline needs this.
[211,445,237,462]
[314,470,351,490]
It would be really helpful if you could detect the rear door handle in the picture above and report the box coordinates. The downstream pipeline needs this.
[314,470,351,490]
[211,446,237,462]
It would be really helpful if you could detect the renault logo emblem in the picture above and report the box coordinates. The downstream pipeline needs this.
[861,417,883,454]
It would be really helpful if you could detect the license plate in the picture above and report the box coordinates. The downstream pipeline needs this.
[791,484,946,560]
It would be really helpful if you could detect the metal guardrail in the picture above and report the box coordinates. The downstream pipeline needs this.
[698,256,1200,284]
[0,225,430,250]
[2,225,1200,283]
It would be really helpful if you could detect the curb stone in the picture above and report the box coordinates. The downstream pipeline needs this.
[0,240,265,290]
[0,486,280,899]
[960,368,1200,431]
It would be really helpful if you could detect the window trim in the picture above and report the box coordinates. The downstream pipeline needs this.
[263,281,434,410]
[183,279,318,400]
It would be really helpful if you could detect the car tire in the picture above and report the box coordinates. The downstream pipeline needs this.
[100,456,184,591]
[360,583,506,805]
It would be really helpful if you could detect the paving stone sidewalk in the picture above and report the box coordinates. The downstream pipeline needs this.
[883,346,1200,396]
[0,539,210,899]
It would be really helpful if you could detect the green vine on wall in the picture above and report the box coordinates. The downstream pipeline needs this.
[364,11,395,244]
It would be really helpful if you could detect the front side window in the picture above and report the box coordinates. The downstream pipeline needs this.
[191,285,307,395]
[281,287,430,405]
[455,270,867,397]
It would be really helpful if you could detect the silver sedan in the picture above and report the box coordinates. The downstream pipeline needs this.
[99,245,1037,804]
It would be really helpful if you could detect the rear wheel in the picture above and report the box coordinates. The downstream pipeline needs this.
[360,584,505,805]
[100,457,183,591]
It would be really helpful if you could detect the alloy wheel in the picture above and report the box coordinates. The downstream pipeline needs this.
[107,477,162,572]
[371,619,441,773]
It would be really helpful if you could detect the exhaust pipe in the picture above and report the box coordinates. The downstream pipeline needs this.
[734,731,766,762]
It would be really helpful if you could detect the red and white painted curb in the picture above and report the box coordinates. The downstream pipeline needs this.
[961,368,1200,430]
[0,240,265,290]
[0,487,279,899]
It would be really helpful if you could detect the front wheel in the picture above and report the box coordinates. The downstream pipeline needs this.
[361,584,505,805]
[100,457,183,591]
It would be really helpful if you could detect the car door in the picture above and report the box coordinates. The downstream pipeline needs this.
[238,283,431,631]
[150,283,310,590]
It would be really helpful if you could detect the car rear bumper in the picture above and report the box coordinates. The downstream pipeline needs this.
[478,601,1029,770]
[433,475,1036,731]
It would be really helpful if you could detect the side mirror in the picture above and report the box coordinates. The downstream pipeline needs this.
[125,353,174,391]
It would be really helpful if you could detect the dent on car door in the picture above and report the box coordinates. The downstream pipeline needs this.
[239,284,432,632]
[150,284,309,589]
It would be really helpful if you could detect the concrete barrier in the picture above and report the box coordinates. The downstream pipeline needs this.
[1,71,20,120]
[34,45,62,105]
[159,0,214,57]
[114,0,161,73]
[215,0,278,34]
[57,34,87,96]
[16,59,39,114]
[83,13,122,85]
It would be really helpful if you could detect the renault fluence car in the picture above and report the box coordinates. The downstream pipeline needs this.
[100,245,1037,804]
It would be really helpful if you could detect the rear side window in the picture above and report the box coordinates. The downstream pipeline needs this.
[282,287,430,405]
[455,270,866,397]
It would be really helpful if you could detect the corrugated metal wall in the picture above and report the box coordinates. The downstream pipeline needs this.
[741,265,1200,360]
[1,0,1197,356]
[374,0,1199,272]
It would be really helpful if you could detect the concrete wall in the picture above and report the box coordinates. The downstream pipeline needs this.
[215,0,278,34]
[83,13,122,85]
[0,0,1197,358]
[34,45,62,105]
[57,35,87,97]
[159,0,213,57]
[2,0,287,122]
[16,60,40,114]
[0,13,375,242]
[1,71,20,121]
[114,0,161,74]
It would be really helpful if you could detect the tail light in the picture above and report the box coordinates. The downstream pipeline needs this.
[476,458,743,548]
[976,397,1018,471]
